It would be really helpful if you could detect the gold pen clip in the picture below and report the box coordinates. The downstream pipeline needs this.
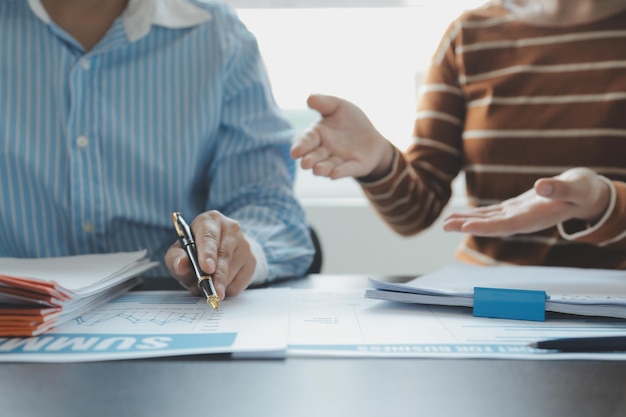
[171,212,186,239]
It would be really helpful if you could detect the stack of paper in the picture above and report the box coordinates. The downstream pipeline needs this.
[0,250,157,336]
[0,288,290,362]
[366,263,626,320]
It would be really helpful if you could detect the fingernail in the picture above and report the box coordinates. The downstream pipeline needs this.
[173,256,182,270]
[536,182,554,196]
[216,282,226,299]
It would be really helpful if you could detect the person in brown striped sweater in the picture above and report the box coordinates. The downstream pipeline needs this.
[291,0,626,270]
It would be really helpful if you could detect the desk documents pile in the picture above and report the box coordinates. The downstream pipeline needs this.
[366,263,626,320]
[0,251,156,336]
[1,262,626,362]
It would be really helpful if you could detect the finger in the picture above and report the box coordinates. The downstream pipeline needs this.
[164,244,190,278]
[444,206,505,222]
[307,93,341,118]
[455,203,564,236]
[329,159,368,179]
[442,217,467,232]
[212,245,233,300]
[192,216,219,275]
[538,171,610,221]
[209,224,243,299]
[443,220,510,235]
[313,155,344,177]
[224,247,256,298]
[165,245,202,295]
[534,178,555,198]
[444,206,525,235]
[535,177,588,206]
[445,190,535,222]
[457,218,523,236]
[225,266,255,297]
[301,146,331,170]
[290,129,321,160]
[443,209,508,233]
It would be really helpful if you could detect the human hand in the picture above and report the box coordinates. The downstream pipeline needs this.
[443,168,612,236]
[165,210,256,300]
[290,94,395,180]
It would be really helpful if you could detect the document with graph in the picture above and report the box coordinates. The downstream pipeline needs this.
[287,289,626,360]
[0,289,289,362]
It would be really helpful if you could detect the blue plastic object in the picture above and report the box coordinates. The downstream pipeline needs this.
[473,287,547,322]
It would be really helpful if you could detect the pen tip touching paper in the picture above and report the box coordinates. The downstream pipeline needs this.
[207,294,219,309]
[198,276,219,309]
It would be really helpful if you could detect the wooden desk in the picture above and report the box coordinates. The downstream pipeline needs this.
[1,275,625,417]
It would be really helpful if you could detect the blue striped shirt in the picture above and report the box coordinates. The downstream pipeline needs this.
[0,0,314,280]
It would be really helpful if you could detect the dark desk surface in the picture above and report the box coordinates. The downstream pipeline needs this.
[2,275,626,417]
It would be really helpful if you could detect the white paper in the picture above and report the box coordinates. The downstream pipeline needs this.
[287,289,626,360]
[0,288,289,362]
[367,263,626,319]
[0,250,157,295]
[3,286,626,362]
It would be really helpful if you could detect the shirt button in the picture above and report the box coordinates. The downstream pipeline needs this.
[76,136,89,148]
[82,221,94,234]
[80,58,90,70]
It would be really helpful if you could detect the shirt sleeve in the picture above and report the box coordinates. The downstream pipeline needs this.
[204,5,315,282]
[558,179,626,250]
[358,20,465,236]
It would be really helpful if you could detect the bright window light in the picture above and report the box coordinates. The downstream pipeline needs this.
[236,3,485,203]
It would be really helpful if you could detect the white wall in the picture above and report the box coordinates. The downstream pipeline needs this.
[302,199,465,276]
[295,164,466,276]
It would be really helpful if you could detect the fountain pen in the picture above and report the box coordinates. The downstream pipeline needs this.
[171,212,219,309]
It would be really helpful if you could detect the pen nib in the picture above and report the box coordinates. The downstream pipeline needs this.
[207,294,219,310]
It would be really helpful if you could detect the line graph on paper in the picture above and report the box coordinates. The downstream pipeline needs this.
[69,292,224,333]
[75,311,202,327]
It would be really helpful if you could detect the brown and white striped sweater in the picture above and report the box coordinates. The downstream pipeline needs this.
[360,4,626,269]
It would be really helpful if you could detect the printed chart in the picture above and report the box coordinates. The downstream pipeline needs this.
[0,289,289,362]
[287,289,626,359]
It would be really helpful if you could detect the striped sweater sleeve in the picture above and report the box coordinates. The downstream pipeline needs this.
[559,180,626,249]
[358,20,465,237]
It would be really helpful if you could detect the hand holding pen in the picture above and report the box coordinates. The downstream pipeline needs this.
[171,212,219,309]
[166,210,258,304]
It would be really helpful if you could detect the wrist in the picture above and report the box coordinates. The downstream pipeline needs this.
[245,234,268,285]
[583,176,612,224]
[559,177,616,241]
[358,141,396,183]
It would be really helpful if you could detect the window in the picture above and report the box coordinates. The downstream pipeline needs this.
[232,1,486,204]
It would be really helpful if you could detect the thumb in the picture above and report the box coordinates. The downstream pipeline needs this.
[534,177,578,203]
[307,93,342,118]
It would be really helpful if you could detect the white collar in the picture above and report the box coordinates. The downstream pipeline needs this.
[27,0,212,42]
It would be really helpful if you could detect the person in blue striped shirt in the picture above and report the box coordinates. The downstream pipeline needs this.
[0,0,315,300]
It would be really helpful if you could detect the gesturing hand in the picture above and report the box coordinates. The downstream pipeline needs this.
[290,94,395,181]
[443,168,612,236]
